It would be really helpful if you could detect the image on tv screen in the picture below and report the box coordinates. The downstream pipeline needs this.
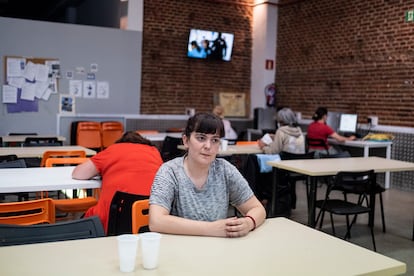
[187,29,234,61]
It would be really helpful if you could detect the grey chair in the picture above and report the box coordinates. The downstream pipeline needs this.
[0,216,105,246]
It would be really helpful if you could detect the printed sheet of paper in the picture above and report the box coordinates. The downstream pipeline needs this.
[2,85,18,103]
[6,57,25,77]
[97,81,109,99]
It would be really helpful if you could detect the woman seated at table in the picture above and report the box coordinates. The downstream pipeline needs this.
[149,113,266,238]
[258,107,305,154]
[307,106,355,158]
[72,131,163,234]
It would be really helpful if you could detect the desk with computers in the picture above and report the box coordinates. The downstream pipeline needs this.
[326,111,393,188]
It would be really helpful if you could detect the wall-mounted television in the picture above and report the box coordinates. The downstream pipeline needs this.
[187,29,234,61]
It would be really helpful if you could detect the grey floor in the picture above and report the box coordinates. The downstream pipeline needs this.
[289,182,414,275]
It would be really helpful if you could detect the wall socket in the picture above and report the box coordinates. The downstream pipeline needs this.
[367,116,378,126]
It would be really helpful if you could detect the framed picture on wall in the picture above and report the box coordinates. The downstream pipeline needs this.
[217,92,248,117]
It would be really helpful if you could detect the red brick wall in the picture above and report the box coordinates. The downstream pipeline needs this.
[276,0,414,127]
[141,0,253,115]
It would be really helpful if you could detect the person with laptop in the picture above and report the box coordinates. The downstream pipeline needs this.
[307,107,356,158]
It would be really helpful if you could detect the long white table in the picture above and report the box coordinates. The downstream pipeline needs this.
[1,135,66,144]
[267,157,414,226]
[0,145,97,158]
[0,218,406,276]
[329,138,393,188]
[0,166,101,193]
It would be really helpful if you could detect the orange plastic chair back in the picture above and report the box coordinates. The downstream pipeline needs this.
[76,121,102,149]
[0,198,56,225]
[40,150,86,167]
[101,121,124,148]
[45,157,89,167]
[236,141,258,146]
[131,199,149,234]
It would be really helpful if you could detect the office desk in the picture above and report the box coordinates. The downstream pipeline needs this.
[267,157,414,226]
[0,166,101,193]
[0,217,405,276]
[329,138,393,188]
[0,145,97,158]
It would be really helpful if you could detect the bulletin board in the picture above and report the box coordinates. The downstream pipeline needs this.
[3,55,60,113]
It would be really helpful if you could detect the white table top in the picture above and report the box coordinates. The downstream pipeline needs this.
[1,135,66,143]
[267,156,414,177]
[0,218,405,276]
[0,166,101,193]
[0,145,97,158]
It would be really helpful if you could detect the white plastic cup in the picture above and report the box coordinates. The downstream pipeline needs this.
[220,139,229,151]
[117,234,139,273]
[140,232,162,270]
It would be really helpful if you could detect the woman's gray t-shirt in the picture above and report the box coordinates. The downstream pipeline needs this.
[149,157,254,221]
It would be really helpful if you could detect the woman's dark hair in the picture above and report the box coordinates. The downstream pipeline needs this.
[312,107,328,121]
[115,131,153,146]
[184,113,224,138]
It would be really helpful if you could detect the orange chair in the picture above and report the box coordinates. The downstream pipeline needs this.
[76,121,102,150]
[131,199,149,234]
[40,150,87,167]
[236,141,258,146]
[46,157,98,218]
[101,121,124,148]
[0,198,55,225]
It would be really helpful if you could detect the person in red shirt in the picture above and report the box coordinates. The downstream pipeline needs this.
[72,131,163,233]
[307,107,355,157]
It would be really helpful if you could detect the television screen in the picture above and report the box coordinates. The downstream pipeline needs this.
[187,29,234,61]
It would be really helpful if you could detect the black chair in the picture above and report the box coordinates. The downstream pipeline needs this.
[0,216,105,246]
[160,136,184,162]
[279,151,315,209]
[305,136,330,156]
[0,157,29,201]
[107,191,149,236]
[315,170,377,251]
[23,137,62,147]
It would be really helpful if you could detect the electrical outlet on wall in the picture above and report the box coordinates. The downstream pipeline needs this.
[368,116,378,126]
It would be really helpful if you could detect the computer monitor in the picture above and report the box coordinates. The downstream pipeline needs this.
[326,111,342,133]
[338,114,358,134]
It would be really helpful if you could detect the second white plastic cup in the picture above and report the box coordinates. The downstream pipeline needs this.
[220,139,229,151]
[117,234,139,273]
[140,232,162,270]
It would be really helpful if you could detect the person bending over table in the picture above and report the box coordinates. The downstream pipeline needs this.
[72,131,163,234]
[307,106,355,158]
[149,113,266,238]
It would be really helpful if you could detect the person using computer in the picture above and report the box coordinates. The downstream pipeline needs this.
[307,107,356,158]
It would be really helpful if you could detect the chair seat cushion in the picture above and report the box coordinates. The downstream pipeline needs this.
[53,197,98,212]
[316,199,371,215]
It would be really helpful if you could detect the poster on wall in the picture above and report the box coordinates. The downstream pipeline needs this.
[59,94,75,114]
[218,92,247,117]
